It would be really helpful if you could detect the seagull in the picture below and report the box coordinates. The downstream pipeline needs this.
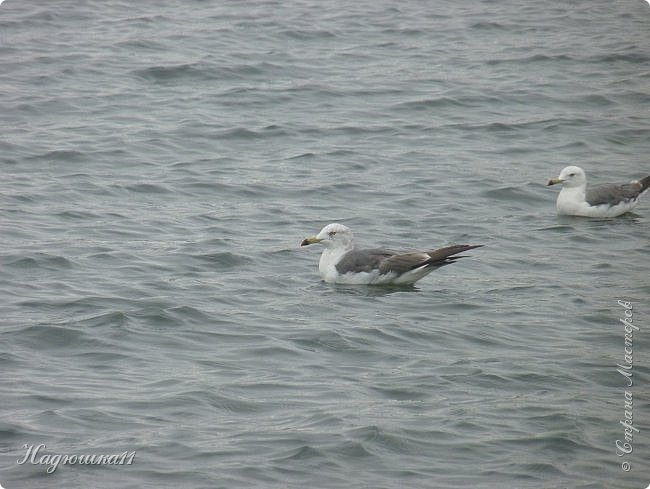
[300,223,482,285]
[547,166,650,217]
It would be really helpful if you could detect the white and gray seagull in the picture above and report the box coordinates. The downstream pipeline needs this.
[547,166,650,218]
[301,223,482,285]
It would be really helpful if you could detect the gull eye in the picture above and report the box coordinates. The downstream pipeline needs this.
[328,231,337,237]
[569,173,576,177]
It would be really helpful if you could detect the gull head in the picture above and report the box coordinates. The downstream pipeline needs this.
[301,223,354,249]
[547,165,586,188]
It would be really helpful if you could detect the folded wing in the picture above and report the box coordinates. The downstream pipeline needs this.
[586,176,650,206]
[378,244,483,276]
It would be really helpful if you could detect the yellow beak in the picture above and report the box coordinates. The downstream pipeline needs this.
[547,177,563,186]
[300,236,322,246]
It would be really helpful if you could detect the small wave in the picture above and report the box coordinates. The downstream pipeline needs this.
[212,126,293,140]
[380,27,425,36]
[279,28,336,40]
[17,324,89,349]
[4,253,73,270]
[164,305,213,325]
[73,311,130,329]
[133,60,286,84]
[392,96,488,111]
[285,152,316,161]
[471,21,507,30]
[114,36,168,51]
[55,210,102,220]
[190,251,252,269]
[169,389,265,414]
[275,445,325,462]
[587,51,650,64]
[487,53,575,66]
[482,186,547,204]
[534,225,575,233]
[124,183,173,194]
[27,149,86,162]
[133,63,205,82]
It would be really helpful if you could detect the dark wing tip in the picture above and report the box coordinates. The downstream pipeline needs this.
[446,244,484,253]
[440,245,484,261]
[640,175,650,192]
[425,244,483,263]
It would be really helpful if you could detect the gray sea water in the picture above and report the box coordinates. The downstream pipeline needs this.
[1,1,650,488]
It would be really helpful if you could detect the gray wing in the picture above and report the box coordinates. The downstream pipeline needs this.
[335,248,395,274]
[377,252,433,275]
[378,245,483,276]
[585,182,644,206]
[337,245,483,276]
